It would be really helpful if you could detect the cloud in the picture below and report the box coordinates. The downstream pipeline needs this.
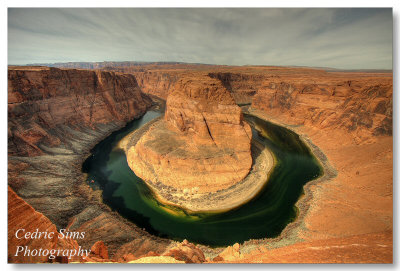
[8,8,392,69]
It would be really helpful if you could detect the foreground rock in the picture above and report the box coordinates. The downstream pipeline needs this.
[163,239,206,263]
[8,186,81,263]
[213,243,242,262]
[127,75,253,194]
[217,231,392,263]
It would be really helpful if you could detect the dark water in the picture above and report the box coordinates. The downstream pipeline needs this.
[82,111,322,247]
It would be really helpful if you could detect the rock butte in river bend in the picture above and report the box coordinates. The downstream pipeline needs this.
[8,63,392,263]
[127,75,253,193]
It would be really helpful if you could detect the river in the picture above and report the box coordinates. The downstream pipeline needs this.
[82,110,322,247]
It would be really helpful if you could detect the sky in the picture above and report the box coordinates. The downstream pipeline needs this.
[8,8,393,69]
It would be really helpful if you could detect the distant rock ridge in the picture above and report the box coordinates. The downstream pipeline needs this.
[127,75,253,194]
[105,64,392,138]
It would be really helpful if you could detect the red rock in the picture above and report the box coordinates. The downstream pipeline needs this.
[220,231,393,263]
[214,242,242,262]
[8,66,152,156]
[8,186,79,263]
[164,240,206,263]
[8,63,393,264]
[127,75,252,194]
[121,253,137,262]
[90,241,109,259]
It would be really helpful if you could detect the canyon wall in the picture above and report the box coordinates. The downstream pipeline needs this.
[8,66,152,156]
[126,65,392,138]
[165,75,252,151]
[8,186,183,263]
[109,63,392,263]
[133,71,180,99]
[37,64,392,136]
[8,63,392,263]
[250,72,392,137]
[8,66,174,259]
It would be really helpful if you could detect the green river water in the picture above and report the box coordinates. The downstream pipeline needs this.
[82,110,322,247]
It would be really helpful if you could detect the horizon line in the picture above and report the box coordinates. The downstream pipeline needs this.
[8,60,394,73]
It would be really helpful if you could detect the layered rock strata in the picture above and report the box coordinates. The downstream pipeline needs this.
[8,186,81,263]
[123,121,273,211]
[8,66,152,156]
[8,64,393,263]
[127,76,253,195]
[98,63,392,137]
[8,66,173,259]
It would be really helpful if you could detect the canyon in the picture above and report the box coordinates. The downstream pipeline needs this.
[8,63,392,263]
[8,66,172,262]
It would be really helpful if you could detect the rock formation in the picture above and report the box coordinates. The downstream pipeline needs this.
[251,76,393,137]
[8,63,393,263]
[97,63,392,138]
[89,241,109,260]
[163,239,206,263]
[8,66,173,260]
[213,243,242,262]
[213,231,392,263]
[8,186,80,263]
[134,71,180,99]
[8,66,152,156]
[127,75,252,194]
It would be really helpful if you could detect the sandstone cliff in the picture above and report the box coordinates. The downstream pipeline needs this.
[8,186,171,264]
[134,71,180,99]
[127,75,252,194]
[250,73,392,137]
[8,66,173,259]
[120,64,392,263]
[161,68,391,138]
[8,66,152,156]
[165,75,252,151]
[8,64,392,263]
[94,64,392,139]
[100,64,392,139]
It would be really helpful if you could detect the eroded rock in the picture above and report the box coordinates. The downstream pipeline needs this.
[127,75,252,194]
[163,239,206,263]
[8,186,80,263]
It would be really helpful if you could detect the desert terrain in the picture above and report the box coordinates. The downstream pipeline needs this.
[8,62,392,263]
